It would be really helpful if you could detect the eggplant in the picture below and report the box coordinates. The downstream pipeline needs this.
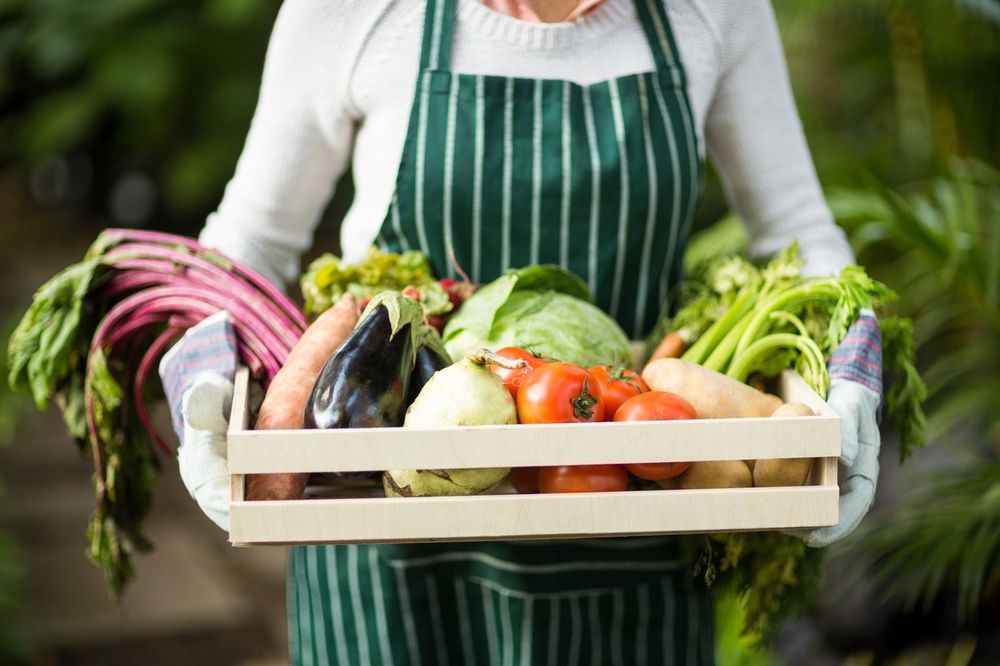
[305,293,422,429]
[406,341,451,407]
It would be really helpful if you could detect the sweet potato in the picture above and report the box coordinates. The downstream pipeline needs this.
[752,402,816,487]
[246,294,359,500]
[641,358,783,419]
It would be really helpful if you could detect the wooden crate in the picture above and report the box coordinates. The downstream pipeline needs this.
[228,368,839,546]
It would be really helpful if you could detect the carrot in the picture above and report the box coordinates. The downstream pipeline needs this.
[246,293,359,500]
[641,358,783,419]
[649,329,691,362]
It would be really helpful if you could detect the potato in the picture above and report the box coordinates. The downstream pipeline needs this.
[753,458,813,487]
[676,461,752,489]
[752,402,817,487]
[771,402,816,418]
[641,358,783,419]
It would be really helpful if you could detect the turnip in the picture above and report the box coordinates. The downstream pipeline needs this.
[383,349,523,497]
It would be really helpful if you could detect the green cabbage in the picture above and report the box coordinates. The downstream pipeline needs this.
[442,266,632,367]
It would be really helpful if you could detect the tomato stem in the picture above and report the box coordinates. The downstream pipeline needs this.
[571,378,598,420]
[608,366,643,393]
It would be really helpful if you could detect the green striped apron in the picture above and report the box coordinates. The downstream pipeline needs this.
[289,0,710,663]
[377,0,701,340]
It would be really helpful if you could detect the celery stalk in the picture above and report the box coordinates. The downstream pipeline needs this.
[681,289,756,365]
[728,332,830,397]
[733,281,842,358]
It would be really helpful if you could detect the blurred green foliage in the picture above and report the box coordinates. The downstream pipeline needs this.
[0,323,25,663]
[0,0,280,214]
[835,161,1000,629]
[776,1,1000,185]
[0,1,996,223]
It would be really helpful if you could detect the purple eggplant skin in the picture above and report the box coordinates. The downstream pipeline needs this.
[305,304,414,429]
[405,345,450,407]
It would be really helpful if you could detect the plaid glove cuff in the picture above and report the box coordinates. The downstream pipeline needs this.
[828,309,882,398]
[159,311,237,440]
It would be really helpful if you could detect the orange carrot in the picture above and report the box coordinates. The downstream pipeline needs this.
[246,293,359,501]
[649,329,691,363]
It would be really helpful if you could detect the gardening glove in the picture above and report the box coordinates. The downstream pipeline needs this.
[797,309,883,547]
[160,311,238,532]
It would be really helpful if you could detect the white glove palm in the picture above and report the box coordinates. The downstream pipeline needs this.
[800,379,881,547]
[160,311,237,532]
[176,376,234,531]
[793,308,883,547]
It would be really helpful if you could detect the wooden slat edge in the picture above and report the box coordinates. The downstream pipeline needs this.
[228,487,839,545]
[227,367,250,545]
[228,417,840,474]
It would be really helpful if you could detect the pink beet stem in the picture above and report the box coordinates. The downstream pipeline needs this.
[133,327,182,457]
[103,255,303,350]
[91,286,289,369]
[103,247,303,350]
[99,230,307,329]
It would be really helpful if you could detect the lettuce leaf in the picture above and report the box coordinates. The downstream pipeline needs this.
[443,266,631,367]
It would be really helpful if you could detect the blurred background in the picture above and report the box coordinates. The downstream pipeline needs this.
[0,0,998,664]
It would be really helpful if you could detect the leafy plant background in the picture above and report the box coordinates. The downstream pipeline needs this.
[0,0,998,663]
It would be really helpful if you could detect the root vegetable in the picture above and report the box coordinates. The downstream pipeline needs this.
[385,349,522,497]
[247,294,358,500]
[649,329,690,362]
[752,402,816,487]
[676,460,753,489]
[641,358,783,419]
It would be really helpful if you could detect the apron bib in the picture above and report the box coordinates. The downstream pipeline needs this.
[290,0,710,663]
[378,0,701,339]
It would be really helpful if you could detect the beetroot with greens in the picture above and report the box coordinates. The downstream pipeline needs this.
[7,229,306,597]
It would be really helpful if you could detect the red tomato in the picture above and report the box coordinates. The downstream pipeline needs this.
[613,391,698,422]
[538,465,628,493]
[489,347,549,399]
[614,391,698,481]
[509,467,540,494]
[624,462,692,481]
[517,363,605,423]
[587,365,649,419]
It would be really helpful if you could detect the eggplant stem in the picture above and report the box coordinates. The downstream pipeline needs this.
[465,348,528,370]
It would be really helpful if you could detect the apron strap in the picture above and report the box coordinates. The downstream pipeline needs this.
[421,0,684,82]
[633,0,687,84]
[419,0,458,71]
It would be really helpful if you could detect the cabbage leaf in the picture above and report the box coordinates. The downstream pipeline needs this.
[443,266,632,367]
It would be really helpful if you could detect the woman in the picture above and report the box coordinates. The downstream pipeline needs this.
[162,0,884,663]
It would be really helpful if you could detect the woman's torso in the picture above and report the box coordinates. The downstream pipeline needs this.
[339,0,724,264]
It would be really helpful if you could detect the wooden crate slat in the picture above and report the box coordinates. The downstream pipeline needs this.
[230,486,839,545]
[228,367,841,544]
[228,369,839,474]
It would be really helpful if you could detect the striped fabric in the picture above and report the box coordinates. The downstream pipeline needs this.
[291,0,711,662]
[828,312,883,396]
[289,540,714,666]
[159,311,237,440]
[378,0,702,339]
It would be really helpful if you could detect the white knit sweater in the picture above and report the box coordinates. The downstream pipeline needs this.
[200,0,854,287]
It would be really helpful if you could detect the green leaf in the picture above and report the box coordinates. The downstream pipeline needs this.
[442,274,518,345]
[507,265,591,302]
[300,248,435,318]
[8,258,101,408]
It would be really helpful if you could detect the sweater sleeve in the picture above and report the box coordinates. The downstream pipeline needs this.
[199,0,359,288]
[701,0,854,277]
